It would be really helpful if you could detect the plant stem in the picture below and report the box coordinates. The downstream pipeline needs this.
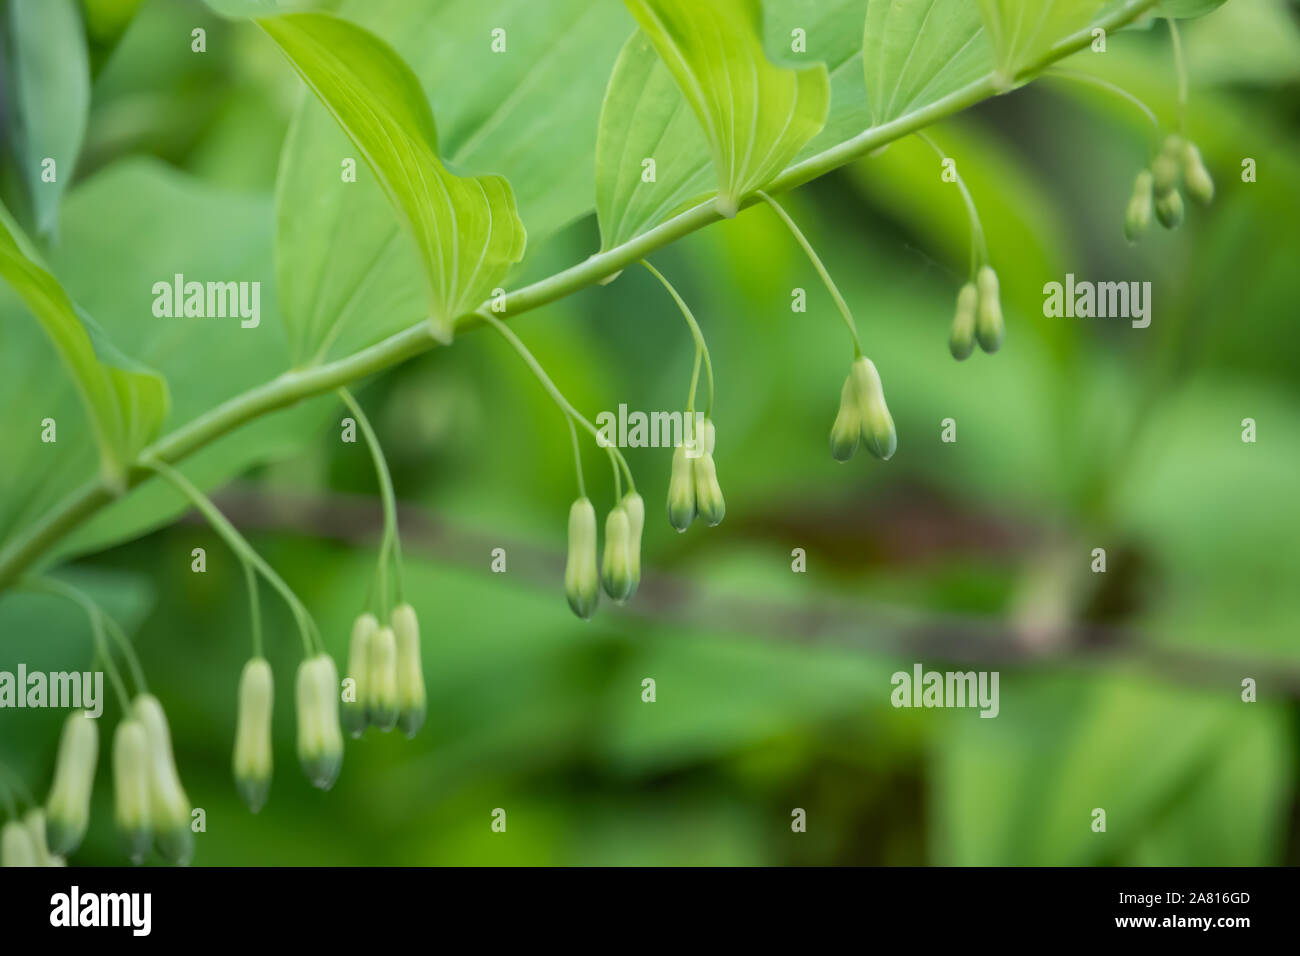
[913,132,989,276]
[338,388,404,612]
[640,260,714,417]
[100,613,148,694]
[757,191,863,357]
[23,576,132,712]
[0,0,1161,593]
[1167,17,1188,133]
[1047,68,1160,131]
[567,416,586,499]
[479,312,636,495]
[243,562,263,659]
[146,460,320,657]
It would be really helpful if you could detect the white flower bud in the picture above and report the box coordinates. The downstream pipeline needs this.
[849,357,897,461]
[1182,142,1214,205]
[134,694,193,866]
[232,657,274,813]
[367,626,399,732]
[565,497,600,618]
[44,710,98,856]
[23,809,64,867]
[667,443,697,532]
[975,265,1005,354]
[296,654,343,790]
[601,505,635,601]
[621,492,645,599]
[342,612,377,738]
[391,603,426,737]
[949,282,978,361]
[1,820,37,867]
[113,718,152,862]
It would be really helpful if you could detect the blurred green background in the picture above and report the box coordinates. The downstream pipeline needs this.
[2,0,1299,865]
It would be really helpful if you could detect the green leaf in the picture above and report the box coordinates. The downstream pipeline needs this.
[0,202,167,489]
[1157,0,1227,17]
[272,0,631,365]
[258,12,526,346]
[5,0,90,236]
[595,31,714,252]
[976,1,1129,78]
[863,0,994,126]
[625,0,830,218]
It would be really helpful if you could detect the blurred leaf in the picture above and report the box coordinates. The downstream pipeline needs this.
[977,0,1129,77]
[863,0,993,125]
[625,0,830,217]
[0,200,167,489]
[1156,0,1227,16]
[259,12,526,349]
[5,0,91,235]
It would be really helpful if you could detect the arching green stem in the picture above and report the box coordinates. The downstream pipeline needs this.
[1168,17,1188,133]
[242,562,263,659]
[567,416,587,499]
[640,260,714,417]
[479,312,636,496]
[913,132,989,277]
[145,459,320,657]
[1047,68,1159,132]
[22,576,132,712]
[338,388,404,615]
[756,191,864,357]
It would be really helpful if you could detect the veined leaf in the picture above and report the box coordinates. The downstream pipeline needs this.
[258,12,527,344]
[271,0,630,365]
[595,31,714,252]
[976,1,1128,78]
[6,0,90,236]
[0,203,167,488]
[625,0,830,218]
[863,0,993,126]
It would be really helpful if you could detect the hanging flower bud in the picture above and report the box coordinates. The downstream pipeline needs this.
[23,810,64,867]
[391,603,426,737]
[1,820,36,867]
[232,657,274,813]
[974,265,1005,354]
[829,375,861,461]
[949,282,978,361]
[44,710,98,856]
[849,357,897,461]
[1124,169,1154,242]
[601,505,635,601]
[1152,145,1181,197]
[564,497,600,619]
[134,694,193,866]
[621,492,645,599]
[366,626,399,732]
[296,654,343,790]
[341,612,377,738]
[112,718,152,862]
[667,443,697,532]
[1155,188,1184,229]
[693,420,726,526]
[1182,142,1214,205]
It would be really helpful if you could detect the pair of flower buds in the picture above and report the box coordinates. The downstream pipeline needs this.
[1,809,65,866]
[830,356,899,462]
[668,418,726,532]
[948,266,1005,362]
[566,491,645,618]
[1126,134,1214,239]
[340,603,427,740]
[42,700,193,866]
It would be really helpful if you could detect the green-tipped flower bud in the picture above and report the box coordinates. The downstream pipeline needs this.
[391,603,426,737]
[829,374,861,461]
[134,694,193,866]
[232,657,274,813]
[367,626,399,732]
[1,820,37,867]
[693,449,726,528]
[44,710,98,856]
[1152,149,1181,197]
[564,497,600,619]
[1124,169,1154,242]
[849,357,897,461]
[621,492,645,598]
[1155,188,1184,229]
[601,505,635,601]
[974,265,1005,354]
[23,810,64,867]
[296,654,343,790]
[949,282,978,361]
[667,443,697,532]
[341,612,377,738]
[112,719,152,862]
[1182,142,1214,205]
